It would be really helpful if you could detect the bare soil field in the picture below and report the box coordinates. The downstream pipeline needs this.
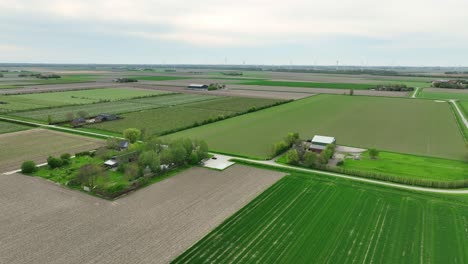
[0,165,284,264]
[134,81,408,97]
[130,83,311,100]
[0,128,104,172]
[424,88,468,94]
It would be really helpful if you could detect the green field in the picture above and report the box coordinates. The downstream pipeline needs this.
[418,90,468,101]
[11,93,216,122]
[0,88,166,112]
[238,80,376,90]
[131,75,189,81]
[88,97,283,135]
[166,95,466,160]
[183,97,285,112]
[174,170,468,263]
[340,151,468,182]
[0,121,30,134]
[459,101,468,117]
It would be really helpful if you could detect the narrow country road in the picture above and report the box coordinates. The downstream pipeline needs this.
[1,115,467,194]
[450,99,468,128]
[411,87,420,98]
[211,154,468,195]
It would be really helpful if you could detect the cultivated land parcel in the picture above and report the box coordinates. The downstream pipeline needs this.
[174,170,468,264]
[0,87,165,112]
[0,128,104,172]
[168,94,466,160]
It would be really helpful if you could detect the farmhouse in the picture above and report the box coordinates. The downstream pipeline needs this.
[71,118,86,127]
[95,113,118,122]
[309,135,336,153]
[118,140,129,151]
[188,84,208,89]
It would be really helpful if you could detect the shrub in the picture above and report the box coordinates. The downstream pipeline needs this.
[75,151,92,157]
[369,148,379,159]
[60,153,71,165]
[303,152,317,168]
[21,161,37,173]
[47,156,63,169]
[286,149,300,165]
[123,128,141,144]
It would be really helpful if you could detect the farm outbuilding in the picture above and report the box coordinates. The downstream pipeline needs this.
[188,84,208,89]
[309,135,336,153]
[95,113,118,122]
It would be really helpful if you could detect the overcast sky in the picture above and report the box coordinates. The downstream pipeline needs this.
[1,0,467,66]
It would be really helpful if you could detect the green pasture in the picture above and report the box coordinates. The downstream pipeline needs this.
[418,90,468,101]
[166,95,466,160]
[341,151,468,182]
[174,170,468,263]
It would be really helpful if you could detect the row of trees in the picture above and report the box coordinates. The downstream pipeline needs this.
[21,153,72,173]
[271,132,300,157]
[207,83,226,91]
[373,84,415,92]
[432,80,468,89]
[113,78,138,83]
[18,73,61,79]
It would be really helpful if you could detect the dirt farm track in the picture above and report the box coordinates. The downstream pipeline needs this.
[0,165,284,264]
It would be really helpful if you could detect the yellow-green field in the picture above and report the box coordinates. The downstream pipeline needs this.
[167,95,466,160]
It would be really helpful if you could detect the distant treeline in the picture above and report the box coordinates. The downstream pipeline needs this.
[373,84,414,91]
[432,80,468,89]
[18,73,61,79]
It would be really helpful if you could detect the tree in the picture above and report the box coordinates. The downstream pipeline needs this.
[350,89,354,96]
[21,161,37,173]
[60,153,71,165]
[47,156,63,169]
[146,137,164,153]
[123,128,141,144]
[303,152,317,168]
[195,140,209,160]
[77,111,88,118]
[139,150,160,173]
[286,149,299,165]
[285,132,300,146]
[369,148,379,159]
[160,149,174,165]
[189,152,200,165]
[124,163,140,181]
[271,140,289,157]
[76,164,103,187]
[106,137,120,150]
[171,145,188,166]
